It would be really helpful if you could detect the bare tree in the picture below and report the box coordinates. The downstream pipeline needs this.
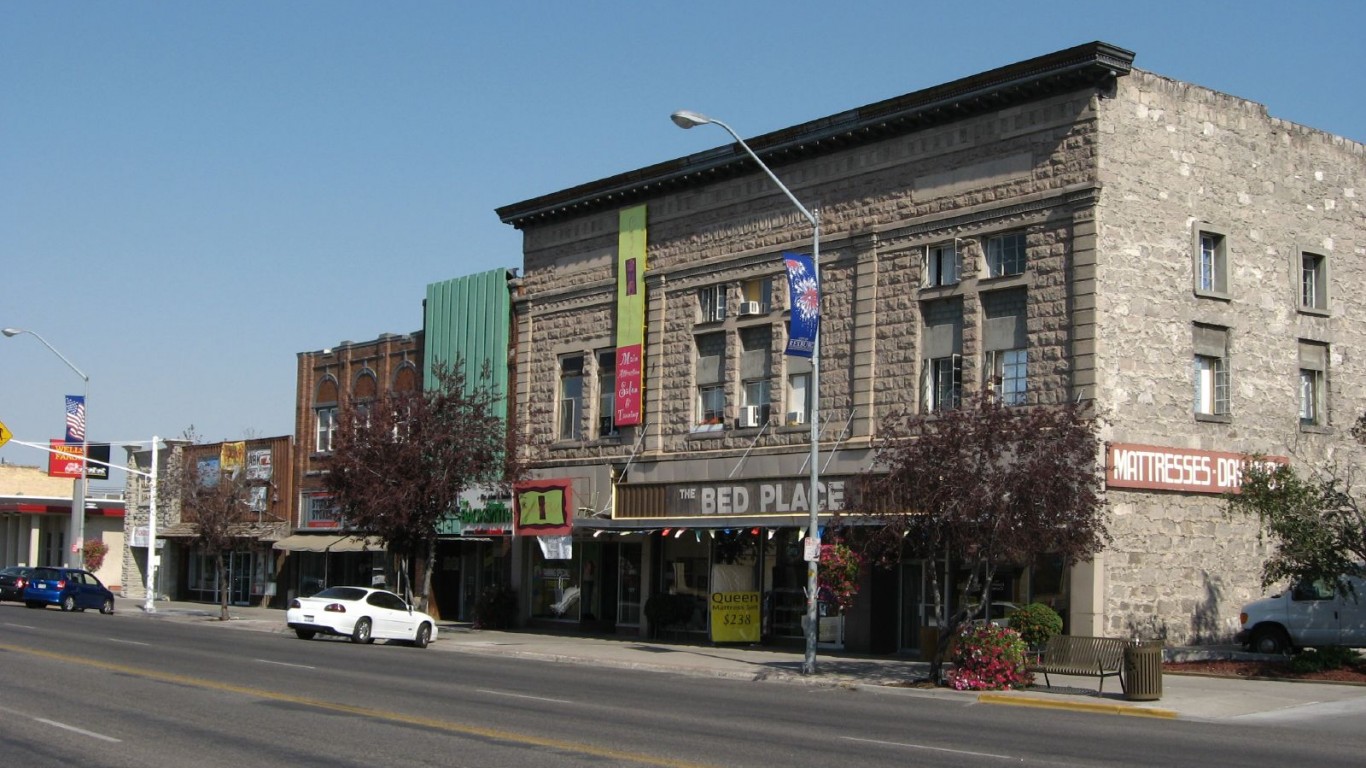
[324,363,522,611]
[182,468,253,621]
[860,393,1109,681]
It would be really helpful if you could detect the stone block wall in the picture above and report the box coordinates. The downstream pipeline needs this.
[1095,69,1366,642]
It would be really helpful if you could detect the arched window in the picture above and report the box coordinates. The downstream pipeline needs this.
[393,364,419,393]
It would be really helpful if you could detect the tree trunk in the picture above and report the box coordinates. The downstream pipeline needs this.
[216,552,229,621]
[421,536,438,618]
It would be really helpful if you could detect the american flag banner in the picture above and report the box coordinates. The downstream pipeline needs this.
[65,395,86,444]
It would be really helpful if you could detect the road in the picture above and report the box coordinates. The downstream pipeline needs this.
[1,603,1363,767]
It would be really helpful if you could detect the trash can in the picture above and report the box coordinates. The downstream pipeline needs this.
[1123,640,1163,701]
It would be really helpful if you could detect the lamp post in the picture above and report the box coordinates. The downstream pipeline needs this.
[4,327,89,569]
[670,110,823,675]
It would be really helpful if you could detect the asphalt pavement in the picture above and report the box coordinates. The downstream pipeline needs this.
[119,596,1366,723]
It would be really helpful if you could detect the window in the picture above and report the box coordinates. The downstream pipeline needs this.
[1192,324,1230,417]
[1299,341,1328,427]
[981,288,1027,405]
[986,232,1026,277]
[925,242,959,287]
[741,277,773,313]
[695,332,725,428]
[739,326,771,426]
[924,356,962,412]
[314,407,337,453]
[559,355,584,441]
[786,369,811,425]
[304,495,342,527]
[698,284,727,323]
[985,349,1027,405]
[1300,252,1328,312]
[1193,226,1229,296]
[597,351,617,438]
[698,385,726,426]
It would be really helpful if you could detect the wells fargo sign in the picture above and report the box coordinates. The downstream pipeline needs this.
[1106,443,1287,495]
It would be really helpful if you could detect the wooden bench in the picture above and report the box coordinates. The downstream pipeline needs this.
[1027,635,1128,695]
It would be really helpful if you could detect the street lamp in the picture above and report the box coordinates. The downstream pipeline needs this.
[671,110,824,675]
[3,327,90,569]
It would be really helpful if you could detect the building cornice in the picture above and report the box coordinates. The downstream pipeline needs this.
[496,42,1133,229]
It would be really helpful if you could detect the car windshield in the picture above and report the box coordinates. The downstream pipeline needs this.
[312,587,368,601]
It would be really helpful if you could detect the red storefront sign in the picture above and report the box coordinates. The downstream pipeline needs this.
[1106,443,1287,495]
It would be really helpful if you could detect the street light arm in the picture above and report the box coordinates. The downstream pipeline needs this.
[2,328,89,382]
[670,112,818,231]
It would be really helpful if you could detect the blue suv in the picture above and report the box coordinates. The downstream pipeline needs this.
[24,567,116,614]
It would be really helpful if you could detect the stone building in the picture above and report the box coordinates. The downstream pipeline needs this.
[497,41,1363,652]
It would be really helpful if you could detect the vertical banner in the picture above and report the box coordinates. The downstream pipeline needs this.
[513,479,574,537]
[64,395,86,444]
[614,204,647,426]
[784,252,819,357]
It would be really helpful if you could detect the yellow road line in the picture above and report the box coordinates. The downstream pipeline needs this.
[0,643,718,768]
[977,692,1178,719]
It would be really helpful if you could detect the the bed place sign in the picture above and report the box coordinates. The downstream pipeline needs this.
[668,477,850,516]
[1106,443,1287,495]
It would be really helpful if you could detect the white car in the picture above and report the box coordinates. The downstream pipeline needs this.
[286,586,436,648]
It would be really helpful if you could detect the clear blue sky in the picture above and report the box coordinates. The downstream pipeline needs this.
[3,1,1363,482]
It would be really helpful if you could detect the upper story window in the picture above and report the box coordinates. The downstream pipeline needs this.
[1192,323,1230,419]
[985,232,1026,278]
[740,277,773,315]
[739,326,772,427]
[1298,341,1328,428]
[1300,251,1329,313]
[921,297,963,413]
[786,367,811,426]
[698,284,727,323]
[314,377,339,453]
[695,332,725,429]
[304,494,343,527]
[923,355,963,413]
[559,355,584,441]
[924,242,960,287]
[981,288,1027,405]
[597,350,617,438]
[1193,225,1229,297]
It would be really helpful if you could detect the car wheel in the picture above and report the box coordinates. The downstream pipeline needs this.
[1250,625,1292,655]
[61,595,76,612]
[100,598,115,615]
[295,629,316,640]
[351,617,373,644]
[413,622,431,648]
[25,600,43,609]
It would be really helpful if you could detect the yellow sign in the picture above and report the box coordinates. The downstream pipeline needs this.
[709,591,761,643]
[0,421,10,449]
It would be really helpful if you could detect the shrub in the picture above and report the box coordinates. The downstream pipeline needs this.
[1006,602,1063,648]
[818,543,863,611]
[473,585,517,629]
[945,623,1033,691]
[1290,645,1363,674]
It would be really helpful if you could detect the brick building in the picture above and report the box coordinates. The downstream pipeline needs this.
[496,42,1364,651]
[282,332,422,601]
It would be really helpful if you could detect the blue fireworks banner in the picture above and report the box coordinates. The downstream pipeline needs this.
[784,252,819,357]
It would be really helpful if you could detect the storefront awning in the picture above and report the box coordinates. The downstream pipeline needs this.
[272,534,385,553]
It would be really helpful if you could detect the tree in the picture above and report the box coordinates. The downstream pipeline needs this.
[1226,418,1366,591]
[860,393,1109,681]
[324,363,520,611]
[181,468,255,621]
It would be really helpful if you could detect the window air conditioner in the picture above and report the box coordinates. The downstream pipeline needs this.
[739,405,763,428]
[787,411,806,426]
[738,301,762,316]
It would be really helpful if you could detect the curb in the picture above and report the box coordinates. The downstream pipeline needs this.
[977,692,1178,719]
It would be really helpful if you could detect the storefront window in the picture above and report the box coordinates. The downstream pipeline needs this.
[530,546,579,620]
[660,536,710,632]
[617,543,642,625]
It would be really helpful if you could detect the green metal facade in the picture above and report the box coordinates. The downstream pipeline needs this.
[423,269,513,419]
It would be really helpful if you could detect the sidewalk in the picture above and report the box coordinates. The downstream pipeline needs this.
[123,597,1366,723]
